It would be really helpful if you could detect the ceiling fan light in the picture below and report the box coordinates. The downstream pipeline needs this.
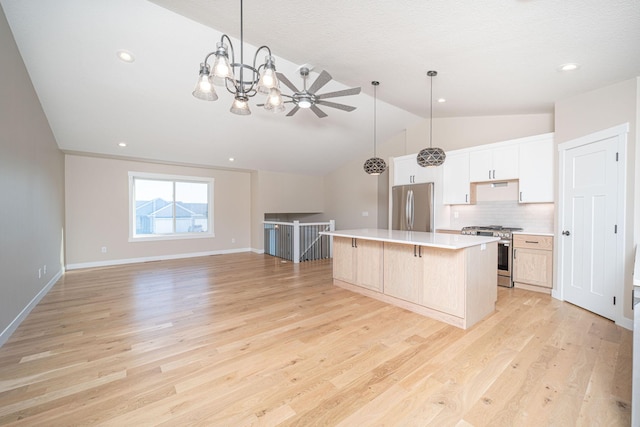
[298,96,312,109]
[192,64,218,101]
[230,96,251,115]
[364,157,387,175]
[417,147,446,167]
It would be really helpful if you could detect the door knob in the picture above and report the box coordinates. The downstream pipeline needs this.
[562,230,571,236]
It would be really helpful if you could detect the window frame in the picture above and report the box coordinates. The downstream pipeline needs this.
[128,171,214,242]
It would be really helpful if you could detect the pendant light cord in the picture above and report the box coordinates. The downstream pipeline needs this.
[373,83,377,157]
[429,73,433,149]
[239,0,244,89]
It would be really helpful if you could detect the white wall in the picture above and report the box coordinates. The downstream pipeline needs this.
[0,4,65,345]
[554,77,639,322]
[250,170,324,251]
[65,155,252,268]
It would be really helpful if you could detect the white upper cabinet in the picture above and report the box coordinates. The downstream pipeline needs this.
[393,154,439,186]
[442,151,471,205]
[469,144,519,182]
[518,135,554,203]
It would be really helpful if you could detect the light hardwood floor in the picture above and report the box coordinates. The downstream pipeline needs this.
[0,253,632,426]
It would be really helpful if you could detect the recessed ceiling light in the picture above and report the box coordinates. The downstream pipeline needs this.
[118,142,127,147]
[117,50,135,63]
[437,98,446,103]
[559,63,580,72]
[228,157,235,162]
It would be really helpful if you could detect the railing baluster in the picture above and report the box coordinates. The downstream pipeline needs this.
[263,220,334,263]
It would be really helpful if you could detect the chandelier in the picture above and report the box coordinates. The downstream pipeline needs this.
[417,71,446,167]
[363,81,387,175]
[192,0,284,115]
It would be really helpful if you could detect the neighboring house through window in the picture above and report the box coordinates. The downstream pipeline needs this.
[128,172,213,241]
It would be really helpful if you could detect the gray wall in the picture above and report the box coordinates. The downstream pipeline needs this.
[0,4,65,345]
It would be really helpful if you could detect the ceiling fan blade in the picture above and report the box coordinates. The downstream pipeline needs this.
[310,105,328,118]
[286,105,301,117]
[307,70,332,94]
[277,72,300,93]
[316,100,356,112]
[316,87,362,100]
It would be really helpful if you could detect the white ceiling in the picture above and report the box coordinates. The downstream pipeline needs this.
[2,0,639,175]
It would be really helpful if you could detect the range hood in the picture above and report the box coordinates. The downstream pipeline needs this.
[473,180,519,202]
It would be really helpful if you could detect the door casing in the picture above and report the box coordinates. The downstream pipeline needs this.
[556,123,629,327]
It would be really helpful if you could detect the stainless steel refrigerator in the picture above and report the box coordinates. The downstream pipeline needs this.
[391,182,434,232]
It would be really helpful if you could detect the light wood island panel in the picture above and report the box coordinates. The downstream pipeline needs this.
[331,235,497,329]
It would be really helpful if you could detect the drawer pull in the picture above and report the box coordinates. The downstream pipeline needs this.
[525,240,539,244]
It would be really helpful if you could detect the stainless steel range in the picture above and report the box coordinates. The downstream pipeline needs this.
[461,225,523,287]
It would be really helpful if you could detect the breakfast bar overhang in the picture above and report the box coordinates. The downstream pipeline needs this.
[320,229,500,329]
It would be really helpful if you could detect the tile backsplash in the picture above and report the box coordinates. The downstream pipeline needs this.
[448,201,554,233]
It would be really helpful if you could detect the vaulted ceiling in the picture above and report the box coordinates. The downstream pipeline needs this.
[3,0,639,175]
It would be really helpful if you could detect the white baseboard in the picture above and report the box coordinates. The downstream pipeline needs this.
[65,248,253,270]
[618,317,633,331]
[0,268,64,348]
[252,248,265,254]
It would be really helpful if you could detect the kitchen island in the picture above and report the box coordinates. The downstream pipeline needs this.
[320,229,499,329]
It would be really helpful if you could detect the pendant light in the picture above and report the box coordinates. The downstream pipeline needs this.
[363,81,387,175]
[417,71,446,167]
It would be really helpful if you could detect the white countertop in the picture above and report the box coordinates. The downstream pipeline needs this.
[634,246,640,287]
[513,231,555,237]
[320,228,499,250]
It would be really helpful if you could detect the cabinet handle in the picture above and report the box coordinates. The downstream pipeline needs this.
[419,246,422,258]
[525,240,539,244]
[413,245,417,257]
[519,191,523,202]
[513,249,517,259]
[354,238,358,248]
[465,194,468,203]
[493,170,496,179]
[488,170,491,180]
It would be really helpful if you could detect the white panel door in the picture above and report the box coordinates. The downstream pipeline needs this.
[560,136,619,320]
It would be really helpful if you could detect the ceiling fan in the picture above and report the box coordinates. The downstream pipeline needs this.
[276,67,362,118]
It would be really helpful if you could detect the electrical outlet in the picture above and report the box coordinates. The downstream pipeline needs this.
[231,238,236,243]
[362,211,369,217]
[454,211,459,219]
[101,246,107,253]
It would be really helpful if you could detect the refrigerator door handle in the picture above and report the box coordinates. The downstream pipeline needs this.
[405,190,411,230]
[409,190,414,230]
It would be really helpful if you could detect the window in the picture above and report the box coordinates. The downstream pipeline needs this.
[129,172,213,240]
